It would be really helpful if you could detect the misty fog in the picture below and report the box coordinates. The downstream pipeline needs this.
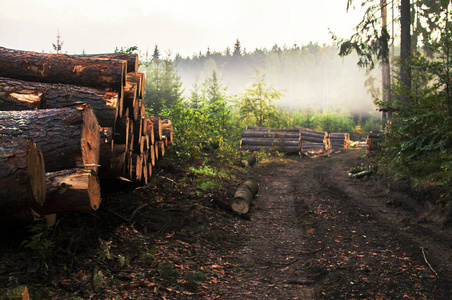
[175,43,380,116]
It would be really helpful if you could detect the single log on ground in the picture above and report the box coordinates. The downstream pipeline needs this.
[0,104,100,172]
[0,77,120,127]
[0,137,46,211]
[231,180,259,214]
[0,47,126,91]
[33,169,101,215]
[241,130,300,139]
[77,52,139,73]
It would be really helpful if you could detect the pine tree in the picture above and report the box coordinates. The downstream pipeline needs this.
[52,30,64,54]
[233,39,242,57]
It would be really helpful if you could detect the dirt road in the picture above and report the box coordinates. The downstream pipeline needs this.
[222,148,452,299]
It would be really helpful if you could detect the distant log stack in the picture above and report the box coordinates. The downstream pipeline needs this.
[0,47,173,221]
[367,131,383,155]
[297,127,330,153]
[240,127,301,154]
[329,133,351,150]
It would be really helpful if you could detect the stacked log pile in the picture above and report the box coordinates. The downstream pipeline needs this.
[367,131,383,155]
[297,127,330,153]
[0,47,173,220]
[329,133,351,150]
[240,126,301,154]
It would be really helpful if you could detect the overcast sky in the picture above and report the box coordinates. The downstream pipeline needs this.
[1,0,365,57]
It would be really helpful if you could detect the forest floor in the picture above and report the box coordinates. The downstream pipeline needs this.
[1,147,452,299]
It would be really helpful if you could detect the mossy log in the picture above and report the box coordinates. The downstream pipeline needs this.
[231,180,259,214]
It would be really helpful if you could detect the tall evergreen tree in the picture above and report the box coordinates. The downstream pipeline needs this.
[233,39,242,57]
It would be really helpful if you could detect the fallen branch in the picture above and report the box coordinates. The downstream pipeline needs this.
[421,247,439,277]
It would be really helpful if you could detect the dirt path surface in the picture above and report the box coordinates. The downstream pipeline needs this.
[2,148,452,299]
[223,148,452,299]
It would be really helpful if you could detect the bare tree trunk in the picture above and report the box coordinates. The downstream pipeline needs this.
[381,0,392,121]
[400,0,412,102]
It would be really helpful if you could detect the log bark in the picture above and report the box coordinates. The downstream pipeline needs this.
[162,120,173,145]
[0,47,126,91]
[33,169,101,215]
[0,137,46,211]
[241,137,300,147]
[77,53,139,73]
[242,130,300,139]
[240,145,300,154]
[231,180,259,214]
[151,117,163,140]
[143,117,155,144]
[0,77,120,127]
[0,104,100,172]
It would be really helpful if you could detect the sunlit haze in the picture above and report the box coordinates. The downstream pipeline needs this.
[1,0,364,57]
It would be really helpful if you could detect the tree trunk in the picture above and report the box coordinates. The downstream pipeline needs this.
[33,169,101,215]
[0,47,126,92]
[0,137,46,211]
[400,0,411,102]
[0,77,120,127]
[231,180,259,214]
[0,104,100,172]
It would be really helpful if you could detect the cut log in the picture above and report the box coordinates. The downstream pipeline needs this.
[240,137,300,147]
[0,77,120,127]
[0,104,100,172]
[241,130,300,139]
[231,180,259,214]
[143,117,155,144]
[77,52,139,73]
[149,143,156,167]
[162,120,173,145]
[0,137,46,211]
[109,144,127,178]
[157,140,165,157]
[151,117,163,140]
[33,169,101,215]
[98,127,114,176]
[123,79,138,120]
[0,47,126,91]
[240,145,300,154]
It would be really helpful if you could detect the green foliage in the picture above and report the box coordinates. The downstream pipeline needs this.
[159,70,236,161]
[236,71,283,127]
[21,218,54,273]
[377,23,452,190]
[158,264,182,281]
[114,45,138,54]
[142,49,183,114]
